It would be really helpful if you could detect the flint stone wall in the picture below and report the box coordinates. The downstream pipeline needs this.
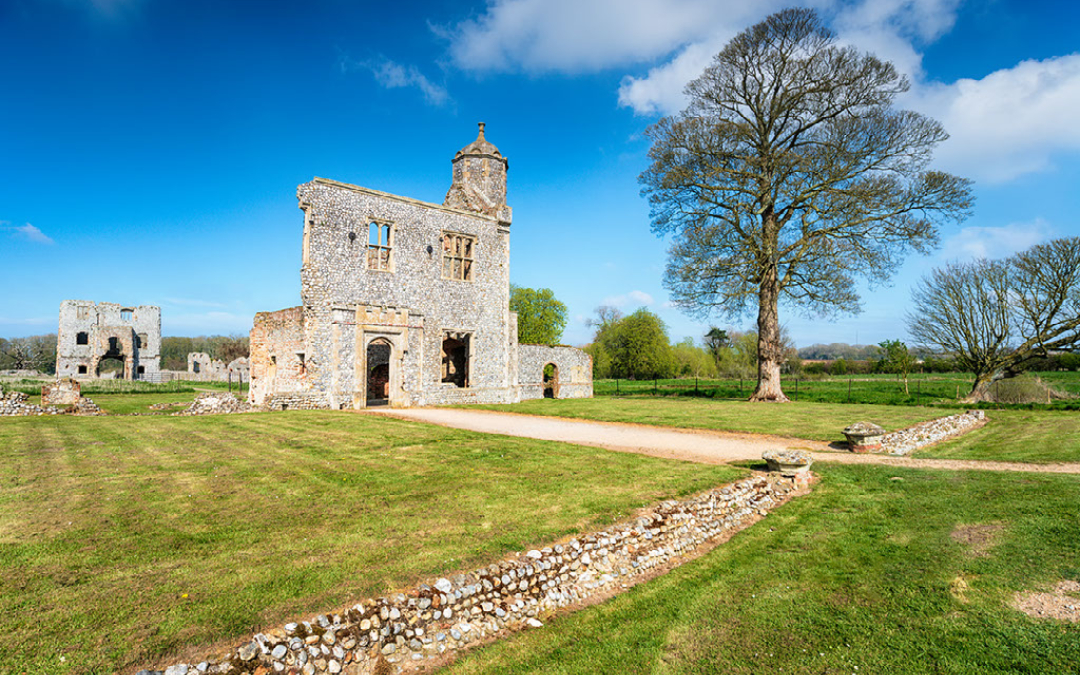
[517,344,593,400]
[879,409,987,455]
[150,473,801,675]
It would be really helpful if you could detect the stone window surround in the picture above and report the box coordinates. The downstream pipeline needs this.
[441,231,476,281]
[366,219,394,272]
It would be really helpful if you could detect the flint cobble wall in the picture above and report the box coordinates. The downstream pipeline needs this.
[149,473,801,675]
[880,410,987,455]
[56,300,161,380]
[517,344,593,400]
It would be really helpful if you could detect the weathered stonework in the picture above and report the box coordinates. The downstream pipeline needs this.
[41,378,81,406]
[56,300,161,381]
[186,353,250,382]
[250,125,591,409]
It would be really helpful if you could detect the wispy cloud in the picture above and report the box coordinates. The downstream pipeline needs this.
[0,316,53,326]
[602,289,654,307]
[3,221,55,245]
[164,297,229,309]
[341,54,450,107]
[164,311,253,335]
[939,219,1054,261]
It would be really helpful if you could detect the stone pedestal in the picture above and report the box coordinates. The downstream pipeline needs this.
[843,421,885,452]
[762,449,813,487]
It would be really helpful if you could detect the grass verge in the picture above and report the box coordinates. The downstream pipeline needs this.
[444,464,1080,674]
[0,411,742,674]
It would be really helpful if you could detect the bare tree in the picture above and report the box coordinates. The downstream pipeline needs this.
[640,8,972,401]
[0,334,56,373]
[908,237,1080,401]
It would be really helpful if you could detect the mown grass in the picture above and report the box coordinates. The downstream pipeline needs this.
[445,464,1080,675]
[923,409,1080,464]
[0,412,742,675]
[471,397,945,444]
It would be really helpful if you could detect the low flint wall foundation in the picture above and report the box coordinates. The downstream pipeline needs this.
[147,472,808,675]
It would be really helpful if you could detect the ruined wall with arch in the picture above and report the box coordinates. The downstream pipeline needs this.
[55,300,161,381]
[517,344,593,401]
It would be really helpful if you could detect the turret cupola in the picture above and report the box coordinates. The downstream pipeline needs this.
[444,123,511,224]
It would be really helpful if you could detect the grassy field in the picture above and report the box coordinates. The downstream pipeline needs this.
[0,411,742,675]
[593,371,1080,407]
[473,398,1080,464]
[445,464,1080,674]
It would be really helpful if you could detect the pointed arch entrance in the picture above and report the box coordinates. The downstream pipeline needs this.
[366,338,393,405]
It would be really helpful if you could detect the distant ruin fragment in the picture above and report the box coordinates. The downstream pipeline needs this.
[56,300,161,381]
[249,124,592,409]
[186,353,249,382]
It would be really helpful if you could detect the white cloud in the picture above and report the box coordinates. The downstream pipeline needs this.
[602,289,654,307]
[447,0,778,74]
[164,297,228,309]
[938,219,1054,261]
[342,55,450,107]
[3,222,54,245]
[909,54,1080,183]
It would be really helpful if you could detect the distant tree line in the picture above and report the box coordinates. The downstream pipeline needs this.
[160,335,249,371]
[0,333,248,374]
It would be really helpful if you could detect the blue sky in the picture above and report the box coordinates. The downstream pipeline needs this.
[2,0,1079,348]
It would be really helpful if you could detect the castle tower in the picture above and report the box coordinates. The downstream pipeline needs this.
[444,123,512,224]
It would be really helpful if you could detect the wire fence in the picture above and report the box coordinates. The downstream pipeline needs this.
[595,372,1080,407]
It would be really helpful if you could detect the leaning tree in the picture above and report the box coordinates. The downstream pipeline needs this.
[640,8,972,401]
[908,237,1080,402]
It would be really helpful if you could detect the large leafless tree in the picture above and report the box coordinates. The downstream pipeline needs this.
[908,237,1080,401]
[640,8,972,401]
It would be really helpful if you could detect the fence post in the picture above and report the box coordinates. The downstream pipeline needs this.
[654,378,658,395]
[795,378,798,402]
[616,379,619,395]
[695,377,698,394]
[917,380,921,406]
[847,377,852,403]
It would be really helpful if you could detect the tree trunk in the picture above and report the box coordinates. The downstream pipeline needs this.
[750,262,789,402]
[964,371,1003,403]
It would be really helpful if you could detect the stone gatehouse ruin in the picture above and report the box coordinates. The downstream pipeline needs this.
[56,300,161,381]
[250,124,592,409]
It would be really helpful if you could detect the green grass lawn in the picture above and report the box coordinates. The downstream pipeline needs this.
[471,397,945,444]
[0,411,742,675]
[444,464,1080,675]
[922,408,1080,464]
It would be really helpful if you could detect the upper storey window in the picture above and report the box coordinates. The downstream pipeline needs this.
[367,221,393,271]
[121,308,133,321]
[442,232,475,281]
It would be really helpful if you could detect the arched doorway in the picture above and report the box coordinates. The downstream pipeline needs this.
[366,338,392,405]
[543,363,559,399]
[97,336,127,379]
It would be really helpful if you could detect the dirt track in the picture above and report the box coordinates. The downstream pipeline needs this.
[368,407,1080,475]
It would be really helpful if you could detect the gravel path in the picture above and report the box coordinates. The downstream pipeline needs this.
[367,407,1080,475]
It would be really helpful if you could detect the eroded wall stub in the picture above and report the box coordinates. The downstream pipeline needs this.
[517,344,594,401]
[41,378,81,406]
[56,300,161,381]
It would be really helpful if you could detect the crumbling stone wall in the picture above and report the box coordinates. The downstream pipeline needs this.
[150,473,802,675]
[249,125,592,410]
[41,378,81,406]
[56,300,161,381]
[517,344,593,400]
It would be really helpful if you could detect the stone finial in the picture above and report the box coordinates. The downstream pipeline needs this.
[477,121,486,139]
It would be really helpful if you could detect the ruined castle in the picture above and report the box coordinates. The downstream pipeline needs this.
[249,124,592,409]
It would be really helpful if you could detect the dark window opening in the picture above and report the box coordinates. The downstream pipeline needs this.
[76,332,89,345]
[137,365,145,375]
[297,352,306,375]
[77,365,88,375]
[193,361,201,373]
[441,332,470,388]
[137,333,147,349]
[442,232,475,281]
